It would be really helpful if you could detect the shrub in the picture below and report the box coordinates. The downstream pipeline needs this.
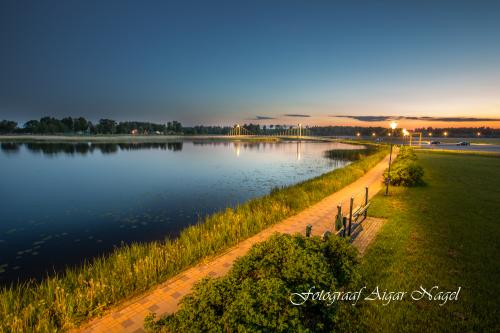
[384,147,424,186]
[145,233,359,333]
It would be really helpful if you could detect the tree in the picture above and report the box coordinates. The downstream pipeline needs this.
[96,119,117,134]
[0,120,18,134]
[74,117,90,132]
[167,121,182,134]
[24,120,40,133]
[61,117,74,132]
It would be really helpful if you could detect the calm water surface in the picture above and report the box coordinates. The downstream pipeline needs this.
[0,140,360,284]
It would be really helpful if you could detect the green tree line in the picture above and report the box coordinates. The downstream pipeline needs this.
[0,117,183,135]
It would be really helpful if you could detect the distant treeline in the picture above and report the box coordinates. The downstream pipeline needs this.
[0,117,183,135]
[1,118,499,137]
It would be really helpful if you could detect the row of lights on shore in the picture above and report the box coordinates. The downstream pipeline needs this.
[356,130,482,137]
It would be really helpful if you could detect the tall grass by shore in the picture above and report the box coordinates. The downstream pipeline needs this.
[0,147,387,332]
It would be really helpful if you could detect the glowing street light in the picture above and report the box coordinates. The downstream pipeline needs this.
[428,132,433,137]
[443,131,448,137]
[356,132,361,137]
[386,121,397,196]
[477,132,481,136]
[372,132,376,137]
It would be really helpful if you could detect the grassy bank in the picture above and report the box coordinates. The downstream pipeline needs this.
[347,151,500,332]
[0,147,388,332]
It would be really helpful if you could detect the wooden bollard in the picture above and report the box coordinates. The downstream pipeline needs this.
[322,231,331,241]
[342,216,347,237]
[335,205,342,231]
[306,224,312,237]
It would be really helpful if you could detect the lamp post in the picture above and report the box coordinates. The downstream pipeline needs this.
[402,128,409,146]
[385,121,397,196]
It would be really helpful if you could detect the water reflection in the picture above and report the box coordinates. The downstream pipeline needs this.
[0,140,359,284]
[1,142,21,153]
[0,141,184,155]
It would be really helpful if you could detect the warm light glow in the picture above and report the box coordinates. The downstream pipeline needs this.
[372,132,376,136]
[388,132,391,136]
[444,131,448,136]
[390,121,398,130]
[356,132,361,137]
[402,128,409,136]
[477,132,481,136]
[429,132,433,137]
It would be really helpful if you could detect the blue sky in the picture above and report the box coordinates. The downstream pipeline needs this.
[1,0,499,127]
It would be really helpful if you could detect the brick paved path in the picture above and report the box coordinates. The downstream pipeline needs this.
[77,153,394,333]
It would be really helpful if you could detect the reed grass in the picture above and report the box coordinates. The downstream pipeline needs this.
[0,147,387,332]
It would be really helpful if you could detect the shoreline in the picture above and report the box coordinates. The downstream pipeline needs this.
[0,134,340,144]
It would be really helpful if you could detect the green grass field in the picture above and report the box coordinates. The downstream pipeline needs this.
[350,151,500,332]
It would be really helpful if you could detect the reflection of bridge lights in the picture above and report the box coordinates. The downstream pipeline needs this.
[296,141,302,160]
[233,143,240,156]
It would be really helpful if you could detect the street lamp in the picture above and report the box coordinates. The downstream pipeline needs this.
[402,128,409,146]
[443,131,448,137]
[356,132,361,137]
[386,121,397,195]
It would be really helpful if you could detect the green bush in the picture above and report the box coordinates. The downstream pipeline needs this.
[384,147,424,186]
[145,233,359,333]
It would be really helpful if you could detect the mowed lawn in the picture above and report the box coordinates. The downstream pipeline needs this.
[351,151,500,332]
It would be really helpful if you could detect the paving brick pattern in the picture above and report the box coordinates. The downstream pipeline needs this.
[76,153,394,333]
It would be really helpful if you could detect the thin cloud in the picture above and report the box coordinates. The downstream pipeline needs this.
[332,115,500,122]
[284,114,311,118]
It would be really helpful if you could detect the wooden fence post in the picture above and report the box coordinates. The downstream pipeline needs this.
[342,216,347,237]
[348,196,354,236]
[306,224,312,237]
[335,205,342,231]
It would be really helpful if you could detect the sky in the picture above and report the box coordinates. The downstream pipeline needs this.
[1,0,500,128]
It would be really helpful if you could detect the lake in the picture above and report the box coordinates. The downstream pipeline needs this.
[0,140,361,284]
